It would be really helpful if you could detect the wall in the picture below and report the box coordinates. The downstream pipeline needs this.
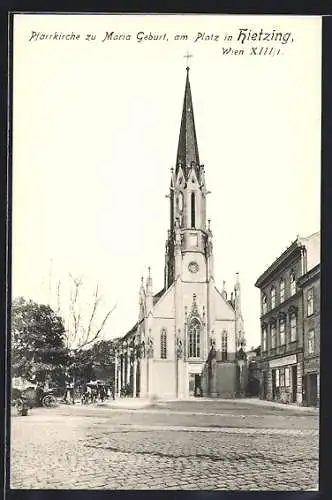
[303,276,320,360]
[259,250,304,363]
[181,247,207,282]
[303,232,320,272]
[215,362,237,398]
[149,359,176,399]
[153,285,176,318]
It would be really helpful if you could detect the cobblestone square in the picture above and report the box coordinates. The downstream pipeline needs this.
[10,399,319,491]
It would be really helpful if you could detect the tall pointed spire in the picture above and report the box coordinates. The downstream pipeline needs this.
[176,67,200,172]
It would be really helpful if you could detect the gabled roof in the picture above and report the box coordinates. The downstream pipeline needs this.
[121,318,144,342]
[120,289,165,342]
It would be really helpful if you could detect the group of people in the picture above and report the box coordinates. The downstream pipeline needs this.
[63,380,115,405]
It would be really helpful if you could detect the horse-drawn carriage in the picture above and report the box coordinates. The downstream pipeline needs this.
[80,380,113,404]
[12,384,58,415]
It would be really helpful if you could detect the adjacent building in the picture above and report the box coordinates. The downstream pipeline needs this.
[298,263,320,406]
[255,232,320,405]
[113,66,246,400]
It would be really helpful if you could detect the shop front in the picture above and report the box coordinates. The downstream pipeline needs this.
[269,354,301,404]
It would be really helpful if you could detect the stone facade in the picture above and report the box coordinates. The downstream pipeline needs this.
[255,232,320,406]
[114,67,246,400]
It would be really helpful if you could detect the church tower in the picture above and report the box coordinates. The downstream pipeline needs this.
[165,66,213,290]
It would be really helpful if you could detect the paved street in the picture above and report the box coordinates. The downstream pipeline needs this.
[10,399,319,491]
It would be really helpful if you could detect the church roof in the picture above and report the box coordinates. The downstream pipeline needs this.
[122,318,143,342]
[120,289,164,341]
[176,67,200,175]
[228,299,235,310]
[153,288,165,305]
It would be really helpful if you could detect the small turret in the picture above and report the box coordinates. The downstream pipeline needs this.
[145,266,153,313]
[146,266,153,296]
[138,276,146,321]
[234,272,246,347]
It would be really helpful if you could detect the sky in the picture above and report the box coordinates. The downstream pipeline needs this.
[12,14,321,349]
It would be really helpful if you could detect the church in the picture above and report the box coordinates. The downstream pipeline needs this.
[114,65,246,400]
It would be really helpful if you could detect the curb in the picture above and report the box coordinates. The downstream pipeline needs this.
[156,398,319,414]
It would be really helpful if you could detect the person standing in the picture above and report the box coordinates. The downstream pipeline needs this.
[68,380,75,404]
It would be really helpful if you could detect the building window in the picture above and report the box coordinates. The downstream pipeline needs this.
[279,318,285,345]
[290,272,296,296]
[285,367,290,387]
[308,329,315,355]
[221,330,228,360]
[271,287,276,309]
[188,318,200,358]
[280,279,285,303]
[160,329,167,359]
[262,294,267,315]
[290,313,297,342]
[191,192,195,228]
[262,326,267,352]
[275,368,280,387]
[271,323,276,348]
[307,288,314,316]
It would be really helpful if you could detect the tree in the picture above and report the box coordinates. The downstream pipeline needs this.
[69,339,118,383]
[11,297,68,384]
[57,274,117,352]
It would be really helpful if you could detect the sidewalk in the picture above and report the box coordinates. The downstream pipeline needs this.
[65,398,153,410]
[157,397,320,414]
[220,397,319,413]
[58,396,319,414]
[102,398,152,410]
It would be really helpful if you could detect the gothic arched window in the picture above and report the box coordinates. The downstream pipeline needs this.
[188,318,200,358]
[191,192,195,228]
[160,329,167,359]
[221,330,228,361]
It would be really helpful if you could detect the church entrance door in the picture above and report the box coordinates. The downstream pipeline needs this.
[194,374,202,397]
[188,373,195,396]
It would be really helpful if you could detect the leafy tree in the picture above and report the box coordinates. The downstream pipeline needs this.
[11,297,69,384]
[70,339,117,383]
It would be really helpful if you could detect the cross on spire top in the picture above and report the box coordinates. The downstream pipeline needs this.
[184,51,193,70]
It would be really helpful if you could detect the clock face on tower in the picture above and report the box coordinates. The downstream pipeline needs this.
[188,261,199,273]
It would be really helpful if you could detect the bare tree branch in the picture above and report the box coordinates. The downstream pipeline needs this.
[79,302,117,350]
[59,274,116,352]
[84,284,100,346]
[56,281,61,315]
